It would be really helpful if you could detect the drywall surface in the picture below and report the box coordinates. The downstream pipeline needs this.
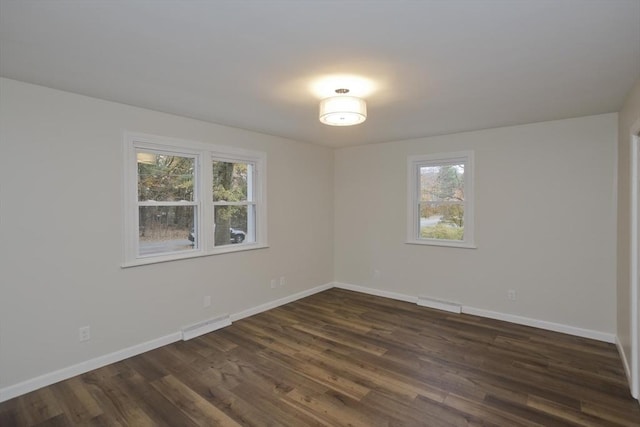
[335,114,617,334]
[0,78,334,389]
[617,76,640,388]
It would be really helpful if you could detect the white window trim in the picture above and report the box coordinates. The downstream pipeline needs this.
[123,132,268,267]
[406,151,476,249]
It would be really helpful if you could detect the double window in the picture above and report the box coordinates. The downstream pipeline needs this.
[124,133,267,266]
[407,151,475,248]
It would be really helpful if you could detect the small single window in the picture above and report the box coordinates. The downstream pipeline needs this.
[407,151,475,248]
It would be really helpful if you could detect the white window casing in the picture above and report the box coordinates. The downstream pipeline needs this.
[123,132,267,267]
[407,151,476,249]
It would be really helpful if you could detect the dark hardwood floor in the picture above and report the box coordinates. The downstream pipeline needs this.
[1,288,639,426]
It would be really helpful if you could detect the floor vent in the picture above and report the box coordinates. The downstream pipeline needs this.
[181,314,231,341]
[417,296,462,314]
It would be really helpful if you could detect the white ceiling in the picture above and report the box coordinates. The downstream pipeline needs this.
[1,0,639,147]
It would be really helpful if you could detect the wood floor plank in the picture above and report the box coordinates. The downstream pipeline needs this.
[49,377,103,424]
[443,393,537,427]
[81,369,157,426]
[150,375,242,426]
[581,401,640,427]
[0,397,27,426]
[112,369,200,427]
[362,390,463,427]
[1,288,638,426]
[19,388,63,426]
[171,367,259,424]
[230,381,325,426]
[526,394,622,427]
[291,322,390,356]
[282,388,389,427]
[30,413,72,427]
[482,394,580,427]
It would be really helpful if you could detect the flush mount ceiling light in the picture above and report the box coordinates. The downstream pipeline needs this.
[319,88,367,126]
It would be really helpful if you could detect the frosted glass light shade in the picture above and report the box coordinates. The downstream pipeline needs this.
[319,96,367,126]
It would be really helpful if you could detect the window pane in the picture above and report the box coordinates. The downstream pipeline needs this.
[420,203,464,241]
[138,152,194,202]
[214,205,255,246]
[138,206,195,256]
[213,161,252,202]
[420,164,464,202]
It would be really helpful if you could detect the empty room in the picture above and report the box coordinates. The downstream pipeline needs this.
[1,0,640,425]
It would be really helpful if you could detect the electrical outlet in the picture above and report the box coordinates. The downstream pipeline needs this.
[279,276,286,287]
[79,326,91,342]
[270,279,277,289]
[507,290,517,301]
[373,269,381,279]
[203,295,211,308]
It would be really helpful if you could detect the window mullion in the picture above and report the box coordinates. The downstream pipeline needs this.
[212,201,252,207]
[138,201,198,207]
[201,153,213,251]
[124,132,267,267]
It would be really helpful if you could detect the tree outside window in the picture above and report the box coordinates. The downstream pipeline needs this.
[137,152,197,256]
[124,133,267,266]
[419,164,465,240]
[407,151,475,248]
[212,160,255,246]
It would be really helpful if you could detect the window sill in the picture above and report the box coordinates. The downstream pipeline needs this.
[405,240,477,249]
[122,243,269,268]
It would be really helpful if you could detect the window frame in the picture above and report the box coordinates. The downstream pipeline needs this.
[210,152,266,249]
[123,132,267,267]
[406,151,476,249]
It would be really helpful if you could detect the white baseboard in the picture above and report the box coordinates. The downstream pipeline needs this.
[333,282,616,343]
[182,314,232,341]
[0,281,617,402]
[0,282,334,403]
[333,282,418,304]
[616,336,633,395]
[230,282,333,322]
[461,306,615,343]
[417,296,462,314]
[0,332,182,403]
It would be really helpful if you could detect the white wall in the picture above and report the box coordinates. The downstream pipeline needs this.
[617,77,640,396]
[335,114,618,335]
[0,78,334,391]
[0,77,624,399]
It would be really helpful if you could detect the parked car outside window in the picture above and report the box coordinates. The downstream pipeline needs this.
[188,228,246,244]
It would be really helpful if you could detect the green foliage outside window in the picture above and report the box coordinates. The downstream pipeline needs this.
[137,154,195,242]
[213,161,250,245]
[420,223,464,240]
[138,154,194,202]
[420,164,465,240]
